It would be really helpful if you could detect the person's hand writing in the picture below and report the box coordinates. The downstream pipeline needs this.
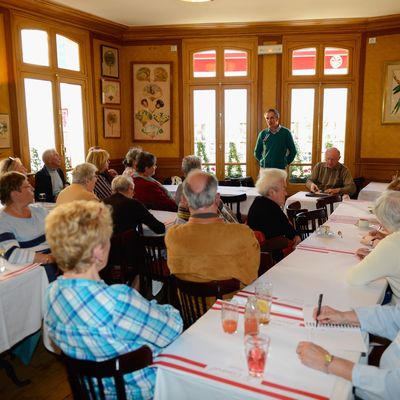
[310,183,319,193]
[296,342,328,372]
[312,306,359,326]
[325,188,340,195]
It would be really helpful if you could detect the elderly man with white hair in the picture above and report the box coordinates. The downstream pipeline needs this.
[247,168,301,262]
[34,148,68,202]
[306,147,356,196]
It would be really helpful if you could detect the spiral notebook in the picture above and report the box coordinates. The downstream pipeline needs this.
[303,307,367,354]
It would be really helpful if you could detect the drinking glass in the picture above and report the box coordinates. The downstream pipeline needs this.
[221,300,239,334]
[244,334,270,377]
[255,281,273,325]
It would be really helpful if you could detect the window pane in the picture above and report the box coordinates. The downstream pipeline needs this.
[289,88,315,183]
[224,50,247,77]
[24,78,55,172]
[321,88,348,160]
[292,48,316,76]
[193,90,216,172]
[60,83,86,169]
[21,30,49,66]
[56,35,80,71]
[324,48,349,75]
[193,50,216,78]
[224,88,247,178]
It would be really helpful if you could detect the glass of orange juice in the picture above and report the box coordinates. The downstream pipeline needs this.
[221,300,239,334]
[255,281,273,325]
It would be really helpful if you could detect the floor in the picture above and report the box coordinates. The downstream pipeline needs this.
[0,341,72,400]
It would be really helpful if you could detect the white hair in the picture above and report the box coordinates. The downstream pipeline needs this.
[374,190,400,232]
[256,168,287,197]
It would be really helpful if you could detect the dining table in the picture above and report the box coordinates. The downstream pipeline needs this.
[153,199,386,400]
[357,182,388,202]
[284,191,342,212]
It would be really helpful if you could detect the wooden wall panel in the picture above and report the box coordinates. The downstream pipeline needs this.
[358,159,400,182]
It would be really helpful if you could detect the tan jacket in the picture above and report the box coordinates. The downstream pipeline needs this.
[56,184,98,205]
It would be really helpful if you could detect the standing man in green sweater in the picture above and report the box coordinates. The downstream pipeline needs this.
[254,108,297,170]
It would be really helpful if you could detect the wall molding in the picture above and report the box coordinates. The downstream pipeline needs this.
[357,158,400,182]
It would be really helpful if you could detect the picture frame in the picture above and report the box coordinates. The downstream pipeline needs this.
[101,79,121,104]
[101,45,119,78]
[382,60,400,124]
[132,62,172,142]
[0,113,11,148]
[103,108,121,138]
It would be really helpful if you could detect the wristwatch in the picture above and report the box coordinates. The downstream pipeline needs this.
[324,353,334,372]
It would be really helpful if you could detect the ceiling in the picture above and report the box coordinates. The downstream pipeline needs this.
[50,0,400,27]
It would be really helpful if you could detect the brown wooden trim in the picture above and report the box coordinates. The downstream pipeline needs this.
[154,157,182,183]
[177,40,184,159]
[357,159,400,182]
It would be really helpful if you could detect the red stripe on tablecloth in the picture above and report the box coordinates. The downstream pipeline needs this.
[297,247,329,254]
[157,354,207,368]
[153,360,296,400]
[297,245,355,256]
[0,263,40,281]
[272,301,303,311]
[261,380,329,400]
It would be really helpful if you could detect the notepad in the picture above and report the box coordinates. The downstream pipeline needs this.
[303,307,367,354]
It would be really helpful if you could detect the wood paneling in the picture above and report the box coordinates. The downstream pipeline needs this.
[154,157,182,184]
[358,158,400,182]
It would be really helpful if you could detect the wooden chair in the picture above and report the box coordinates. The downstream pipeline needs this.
[286,201,308,230]
[220,193,247,222]
[218,179,240,187]
[173,276,241,329]
[295,208,328,240]
[61,346,153,400]
[352,177,366,199]
[315,194,342,216]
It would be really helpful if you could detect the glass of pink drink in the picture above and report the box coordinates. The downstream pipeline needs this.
[245,334,270,377]
[221,300,239,334]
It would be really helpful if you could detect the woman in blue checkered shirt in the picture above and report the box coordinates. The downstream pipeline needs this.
[44,200,183,399]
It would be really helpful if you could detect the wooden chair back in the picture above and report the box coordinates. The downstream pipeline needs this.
[315,194,342,216]
[286,201,308,230]
[220,193,247,222]
[295,208,328,240]
[62,346,152,400]
[173,276,241,329]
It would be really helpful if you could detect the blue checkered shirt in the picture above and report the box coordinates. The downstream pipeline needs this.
[45,278,183,399]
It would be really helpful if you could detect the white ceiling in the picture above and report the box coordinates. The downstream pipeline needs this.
[51,0,400,27]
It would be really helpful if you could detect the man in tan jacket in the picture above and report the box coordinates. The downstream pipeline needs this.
[165,170,260,285]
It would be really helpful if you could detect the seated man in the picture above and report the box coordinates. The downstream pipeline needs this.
[165,169,260,286]
[35,149,68,202]
[306,147,356,196]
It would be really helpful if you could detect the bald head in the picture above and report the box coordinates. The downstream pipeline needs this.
[325,147,340,169]
[183,170,218,210]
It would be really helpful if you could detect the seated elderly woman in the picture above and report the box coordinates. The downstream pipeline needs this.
[104,175,165,235]
[86,148,114,199]
[247,168,301,262]
[0,172,57,280]
[133,151,177,212]
[122,147,142,178]
[56,163,98,205]
[45,201,182,399]
[297,303,400,399]
[0,156,28,176]
[346,191,400,304]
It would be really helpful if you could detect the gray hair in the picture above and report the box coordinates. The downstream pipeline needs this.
[182,155,201,176]
[326,147,341,158]
[264,108,280,118]
[374,190,400,232]
[183,170,218,210]
[72,163,97,185]
[111,175,134,193]
[256,168,287,197]
[123,147,142,168]
[42,149,57,164]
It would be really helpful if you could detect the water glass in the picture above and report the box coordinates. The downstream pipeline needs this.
[255,282,273,325]
[221,300,239,334]
[244,334,270,377]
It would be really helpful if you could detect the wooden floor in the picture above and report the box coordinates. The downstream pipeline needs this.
[0,341,72,400]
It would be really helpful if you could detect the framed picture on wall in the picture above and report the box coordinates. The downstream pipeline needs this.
[101,79,121,104]
[132,62,172,142]
[103,108,121,138]
[101,45,119,78]
[382,60,400,124]
[0,114,11,148]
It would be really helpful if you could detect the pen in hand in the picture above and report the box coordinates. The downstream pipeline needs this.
[316,293,323,327]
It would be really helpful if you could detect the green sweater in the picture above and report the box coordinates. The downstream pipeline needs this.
[254,125,296,169]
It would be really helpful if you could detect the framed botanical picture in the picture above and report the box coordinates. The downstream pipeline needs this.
[132,62,172,142]
[103,108,121,138]
[382,60,400,124]
[101,45,119,78]
[0,114,11,148]
[101,79,121,104]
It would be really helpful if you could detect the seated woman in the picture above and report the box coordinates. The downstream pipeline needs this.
[297,303,400,399]
[104,175,165,235]
[133,151,177,212]
[0,156,28,176]
[44,201,183,400]
[56,163,98,205]
[346,191,400,304]
[247,168,301,262]
[122,147,142,178]
[0,172,57,281]
[86,148,114,200]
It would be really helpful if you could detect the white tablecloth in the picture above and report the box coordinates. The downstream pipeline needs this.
[0,264,48,353]
[154,199,386,400]
[357,182,388,202]
[143,210,177,236]
[285,191,341,212]
[164,185,259,215]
